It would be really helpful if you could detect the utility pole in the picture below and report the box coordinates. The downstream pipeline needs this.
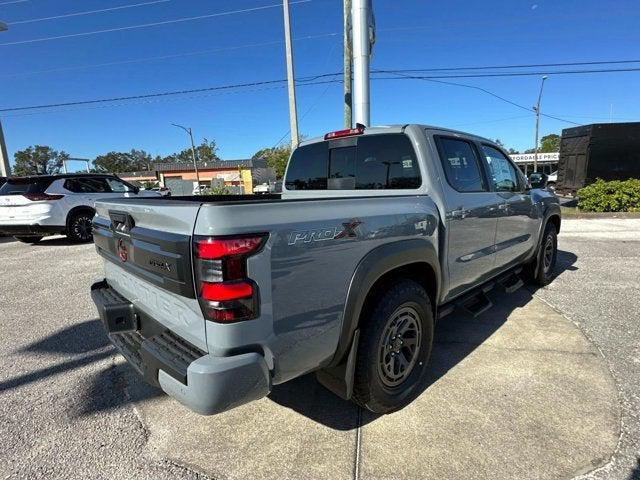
[533,75,548,173]
[0,120,10,177]
[282,0,299,149]
[172,124,201,189]
[0,23,10,177]
[352,0,373,127]
[343,0,352,128]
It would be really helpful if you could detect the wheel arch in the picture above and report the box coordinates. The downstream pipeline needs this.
[316,238,441,400]
[65,205,96,231]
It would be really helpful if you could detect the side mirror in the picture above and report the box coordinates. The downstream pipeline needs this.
[529,172,548,189]
[132,186,140,194]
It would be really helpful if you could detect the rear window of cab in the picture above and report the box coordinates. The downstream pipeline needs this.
[285,134,421,190]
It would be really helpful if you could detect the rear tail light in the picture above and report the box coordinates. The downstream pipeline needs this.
[23,193,64,201]
[194,234,267,323]
[324,126,364,140]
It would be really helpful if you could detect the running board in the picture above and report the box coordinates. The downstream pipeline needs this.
[437,267,524,321]
[498,271,524,293]
[459,290,493,317]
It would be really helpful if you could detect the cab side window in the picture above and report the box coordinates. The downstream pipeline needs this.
[64,177,110,193]
[437,137,487,192]
[482,145,521,192]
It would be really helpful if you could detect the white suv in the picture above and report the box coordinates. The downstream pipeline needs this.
[0,174,160,243]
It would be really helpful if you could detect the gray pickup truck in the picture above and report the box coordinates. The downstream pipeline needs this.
[90,124,560,415]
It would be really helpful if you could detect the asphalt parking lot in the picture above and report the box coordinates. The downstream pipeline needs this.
[0,219,638,480]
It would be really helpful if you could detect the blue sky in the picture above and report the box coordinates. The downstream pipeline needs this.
[1,0,639,171]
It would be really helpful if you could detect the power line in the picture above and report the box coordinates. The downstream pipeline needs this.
[374,59,640,74]
[3,66,637,121]
[375,66,640,80]
[0,0,312,47]
[0,32,341,79]
[376,71,582,125]
[7,0,171,26]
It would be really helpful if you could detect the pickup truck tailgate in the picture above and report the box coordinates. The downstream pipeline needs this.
[92,199,208,351]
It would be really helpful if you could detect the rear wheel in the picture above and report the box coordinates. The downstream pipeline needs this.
[352,279,434,414]
[67,211,94,243]
[14,236,43,244]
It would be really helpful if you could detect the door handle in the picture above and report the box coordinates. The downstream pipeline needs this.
[449,207,470,219]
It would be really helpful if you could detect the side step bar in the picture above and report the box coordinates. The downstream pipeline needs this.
[437,267,524,320]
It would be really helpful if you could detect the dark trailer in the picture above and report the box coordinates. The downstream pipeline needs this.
[557,122,640,194]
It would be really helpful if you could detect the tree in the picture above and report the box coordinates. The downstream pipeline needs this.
[164,138,219,163]
[252,145,291,179]
[508,148,519,155]
[494,139,505,147]
[539,133,560,153]
[93,149,154,173]
[13,145,69,176]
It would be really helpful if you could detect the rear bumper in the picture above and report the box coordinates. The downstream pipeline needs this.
[0,224,65,236]
[90,280,271,415]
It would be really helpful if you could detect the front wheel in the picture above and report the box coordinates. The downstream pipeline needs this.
[67,212,94,243]
[527,223,558,286]
[14,236,43,244]
[352,279,434,414]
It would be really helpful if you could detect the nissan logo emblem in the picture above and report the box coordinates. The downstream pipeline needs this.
[117,238,128,262]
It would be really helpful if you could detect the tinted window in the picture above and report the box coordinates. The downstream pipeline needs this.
[355,134,420,189]
[64,177,110,193]
[285,134,420,190]
[0,177,54,195]
[328,147,356,189]
[285,141,328,190]
[437,138,487,192]
[482,145,520,192]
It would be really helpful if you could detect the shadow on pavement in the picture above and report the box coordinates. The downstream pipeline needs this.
[0,319,113,393]
[269,250,578,430]
[77,361,163,417]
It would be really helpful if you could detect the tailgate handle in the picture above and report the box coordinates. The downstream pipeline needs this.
[109,210,135,235]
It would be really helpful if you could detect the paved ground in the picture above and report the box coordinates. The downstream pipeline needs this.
[0,219,638,480]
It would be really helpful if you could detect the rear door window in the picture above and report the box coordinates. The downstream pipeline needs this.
[285,133,420,190]
[436,138,487,192]
[0,177,54,195]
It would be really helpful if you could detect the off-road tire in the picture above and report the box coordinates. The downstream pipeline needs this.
[352,279,434,414]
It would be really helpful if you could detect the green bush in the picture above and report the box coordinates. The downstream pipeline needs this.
[577,179,640,212]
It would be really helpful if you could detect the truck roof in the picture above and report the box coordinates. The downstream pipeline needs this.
[299,124,497,147]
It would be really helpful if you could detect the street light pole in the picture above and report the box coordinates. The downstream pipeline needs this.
[171,123,201,190]
[352,0,372,127]
[533,75,548,173]
[282,0,299,149]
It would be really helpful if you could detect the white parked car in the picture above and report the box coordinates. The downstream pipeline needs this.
[547,171,558,191]
[0,174,161,244]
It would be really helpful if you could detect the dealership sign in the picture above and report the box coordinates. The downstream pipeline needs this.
[510,152,559,163]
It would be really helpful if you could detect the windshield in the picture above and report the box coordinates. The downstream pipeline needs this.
[0,178,54,196]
